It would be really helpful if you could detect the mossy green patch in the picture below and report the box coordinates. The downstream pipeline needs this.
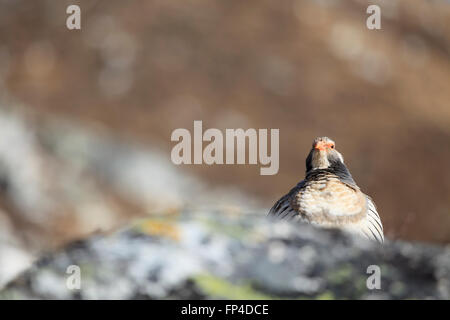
[200,218,250,240]
[326,264,354,284]
[355,276,368,294]
[192,273,273,300]
[315,291,335,300]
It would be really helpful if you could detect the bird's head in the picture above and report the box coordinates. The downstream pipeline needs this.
[305,137,345,172]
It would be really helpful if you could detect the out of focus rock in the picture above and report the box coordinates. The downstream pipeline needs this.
[0,104,261,288]
[1,212,448,299]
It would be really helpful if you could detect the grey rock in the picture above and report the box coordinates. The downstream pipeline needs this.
[1,212,448,300]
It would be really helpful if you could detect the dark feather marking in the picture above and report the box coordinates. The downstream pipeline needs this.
[328,157,357,187]
[367,207,379,220]
[367,199,383,231]
[367,216,384,242]
[305,150,313,173]
[368,208,381,220]
[273,201,283,212]
[360,229,372,240]
[367,197,381,218]
[280,206,296,219]
[366,223,382,243]
[282,210,294,220]
[368,211,383,232]
[269,197,286,216]
[278,205,289,216]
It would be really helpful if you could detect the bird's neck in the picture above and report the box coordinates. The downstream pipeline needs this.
[306,160,357,187]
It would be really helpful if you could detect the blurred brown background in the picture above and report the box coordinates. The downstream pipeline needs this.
[0,0,449,274]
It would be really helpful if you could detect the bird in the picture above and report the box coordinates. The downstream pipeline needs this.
[268,137,384,243]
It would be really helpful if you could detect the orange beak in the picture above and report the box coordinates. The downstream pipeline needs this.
[314,141,333,151]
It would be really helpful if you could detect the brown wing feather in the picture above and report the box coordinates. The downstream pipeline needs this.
[268,181,305,221]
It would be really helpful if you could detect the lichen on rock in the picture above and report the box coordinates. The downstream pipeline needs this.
[1,212,449,300]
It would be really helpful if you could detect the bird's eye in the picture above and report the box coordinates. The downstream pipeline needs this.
[331,145,335,149]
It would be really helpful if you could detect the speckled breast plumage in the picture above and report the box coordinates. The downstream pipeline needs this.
[269,169,384,243]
